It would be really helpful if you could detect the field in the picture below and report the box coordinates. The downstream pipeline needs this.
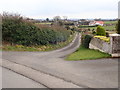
[36,22,52,25]
[78,21,117,34]
[104,21,117,24]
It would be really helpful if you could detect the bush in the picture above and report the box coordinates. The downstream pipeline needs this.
[106,32,109,37]
[92,29,96,34]
[94,36,110,42]
[2,13,71,46]
[81,34,92,48]
[96,26,106,36]
[116,19,120,34]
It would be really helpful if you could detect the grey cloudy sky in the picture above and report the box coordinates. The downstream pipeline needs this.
[0,0,119,19]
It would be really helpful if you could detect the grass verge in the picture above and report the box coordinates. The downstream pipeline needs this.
[66,46,111,60]
[2,34,75,52]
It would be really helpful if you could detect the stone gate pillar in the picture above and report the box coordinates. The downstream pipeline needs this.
[110,34,120,57]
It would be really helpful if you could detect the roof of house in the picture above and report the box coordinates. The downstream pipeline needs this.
[95,21,104,24]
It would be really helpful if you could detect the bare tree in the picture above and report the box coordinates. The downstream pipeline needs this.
[63,16,68,20]
[53,16,61,21]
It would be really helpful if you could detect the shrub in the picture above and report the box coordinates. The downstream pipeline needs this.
[106,32,109,37]
[92,29,96,34]
[81,34,92,48]
[2,13,71,46]
[94,36,110,42]
[96,26,106,36]
[116,19,120,34]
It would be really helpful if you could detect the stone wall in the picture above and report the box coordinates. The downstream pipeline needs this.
[89,34,120,57]
[89,37,111,54]
[110,34,120,57]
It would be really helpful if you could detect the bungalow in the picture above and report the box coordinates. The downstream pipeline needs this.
[89,21,104,26]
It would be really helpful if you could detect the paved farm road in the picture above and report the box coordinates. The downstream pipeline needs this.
[2,67,47,88]
[1,33,118,88]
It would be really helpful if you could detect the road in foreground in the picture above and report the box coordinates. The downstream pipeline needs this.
[1,33,118,88]
[1,67,47,88]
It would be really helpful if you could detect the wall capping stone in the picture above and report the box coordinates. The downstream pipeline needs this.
[110,33,120,36]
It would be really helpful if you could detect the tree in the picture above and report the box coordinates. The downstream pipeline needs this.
[46,18,49,22]
[116,19,120,34]
[94,18,101,21]
[58,21,64,26]
[53,16,63,26]
[63,16,68,20]
[53,16,61,21]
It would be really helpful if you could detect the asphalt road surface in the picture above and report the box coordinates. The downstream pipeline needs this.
[1,33,119,88]
[1,67,47,88]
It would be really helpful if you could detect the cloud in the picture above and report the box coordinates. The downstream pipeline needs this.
[0,0,119,19]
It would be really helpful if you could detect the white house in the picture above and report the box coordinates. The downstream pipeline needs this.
[89,21,104,26]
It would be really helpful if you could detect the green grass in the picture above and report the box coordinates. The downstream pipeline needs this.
[78,25,115,31]
[78,21,117,31]
[103,25,116,31]
[66,46,111,60]
[78,25,116,34]
[2,34,75,52]
[2,45,39,51]
[104,21,117,24]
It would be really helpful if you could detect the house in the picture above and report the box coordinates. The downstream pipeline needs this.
[89,21,104,26]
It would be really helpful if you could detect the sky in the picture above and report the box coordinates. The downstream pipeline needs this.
[0,0,119,19]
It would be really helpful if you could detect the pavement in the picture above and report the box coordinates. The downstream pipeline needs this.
[1,67,47,88]
[1,33,119,88]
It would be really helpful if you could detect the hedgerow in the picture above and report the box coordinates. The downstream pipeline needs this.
[2,13,71,46]
[81,34,92,48]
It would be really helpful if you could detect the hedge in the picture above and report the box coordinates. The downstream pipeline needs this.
[2,13,71,46]
[81,34,92,48]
